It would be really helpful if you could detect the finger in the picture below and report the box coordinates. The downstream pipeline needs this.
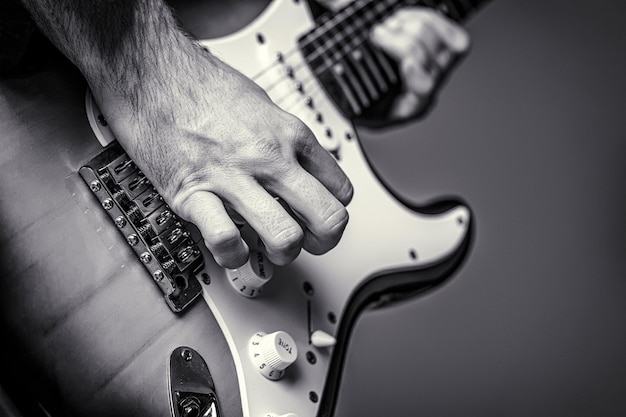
[271,165,350,255]
[316,0,354,12]
[372,25,437,94]
[229,179,304,266]
[371,21,417,62]
[395,9,470,65]
[389,91,424,120]
[414,9,471,55]
[177,191,249,269]
[296,134,353,206]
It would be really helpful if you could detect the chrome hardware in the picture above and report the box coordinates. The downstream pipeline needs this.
[89,180,101,192]
[114,216,127,228]
[140,252,152,264]
[168,347,222,417]
[79,142,204,313]
[102,198,114,210]
[127,234,139,246]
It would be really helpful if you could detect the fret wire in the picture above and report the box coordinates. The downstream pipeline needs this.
[265,0,479,106]
[262,0,393,96]
[249,0,372,83]
[255,0,370,86]
[300,0,396,71]
[304,1,398,76]
[269,0,406,105]
[253,0,475,86]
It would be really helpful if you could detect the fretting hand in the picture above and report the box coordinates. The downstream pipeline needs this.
[317,1,470,124]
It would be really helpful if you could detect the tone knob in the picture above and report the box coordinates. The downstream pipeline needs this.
[226,250,273,297]
[249,331,298,380]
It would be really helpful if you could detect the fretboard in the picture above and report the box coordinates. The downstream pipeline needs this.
[299,0,488,119]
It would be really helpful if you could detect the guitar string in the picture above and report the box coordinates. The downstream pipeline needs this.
[258,0,459,107]
[259,0,398,107]
[286,0,465,87]
[246,0,459,87]
[247,0,463,114]
[246,0,375,83]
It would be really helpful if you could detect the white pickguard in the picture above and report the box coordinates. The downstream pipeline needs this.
[197,1,471,417]
[84,1,471,416]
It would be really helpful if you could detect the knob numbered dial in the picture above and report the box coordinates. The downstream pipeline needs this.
[226,250,273,297]
[249,331,298,380]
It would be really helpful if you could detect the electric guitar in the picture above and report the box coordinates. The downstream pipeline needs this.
[0,0,485,416]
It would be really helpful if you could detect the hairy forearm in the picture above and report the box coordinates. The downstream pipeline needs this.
[20,0,232,186]
[20,0,217,109]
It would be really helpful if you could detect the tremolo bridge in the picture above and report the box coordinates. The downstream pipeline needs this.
[79,142,204,312]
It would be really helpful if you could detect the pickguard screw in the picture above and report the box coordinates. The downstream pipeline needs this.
[153,270,164,281]
[201,273,211,285]
[309,391,319,403]
[90,180,101,192]
[327,312,337,324]
[181,348,193,362]
[306,351,317,365]
[102,198,114,210]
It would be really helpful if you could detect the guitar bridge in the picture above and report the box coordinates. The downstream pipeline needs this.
[79,142,204,313]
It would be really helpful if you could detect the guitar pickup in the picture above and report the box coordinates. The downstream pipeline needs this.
[79,142,204,313]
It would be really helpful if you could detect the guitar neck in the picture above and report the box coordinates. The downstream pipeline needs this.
[341,0,487,26]
[299,0,488,119]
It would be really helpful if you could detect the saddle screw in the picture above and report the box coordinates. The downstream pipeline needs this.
[89,180,101,192]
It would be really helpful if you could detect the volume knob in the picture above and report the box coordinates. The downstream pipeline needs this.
[226,250,273,297]
[249,331,298,380]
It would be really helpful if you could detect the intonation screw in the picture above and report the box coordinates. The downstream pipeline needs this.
[153,270,165,281]
[102,198,114,210]
[89,180,101,192]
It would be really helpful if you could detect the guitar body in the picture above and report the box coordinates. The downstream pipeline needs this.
[0,1,473,416]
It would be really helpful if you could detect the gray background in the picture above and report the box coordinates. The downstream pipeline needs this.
[337,0,626,415]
